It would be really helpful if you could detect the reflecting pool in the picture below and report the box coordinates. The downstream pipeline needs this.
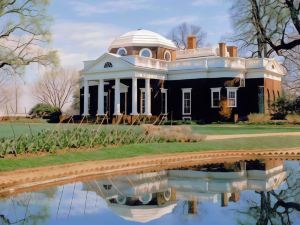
[1,159,299,225]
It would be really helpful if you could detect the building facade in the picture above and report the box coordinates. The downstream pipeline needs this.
[80,29,285,122]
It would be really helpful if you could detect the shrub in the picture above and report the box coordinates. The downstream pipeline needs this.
[29,104,62,123]
[247,113,271,123]
[141,125,205,142]
[219,97,232,120]
[286,114,300,124]
[29,104,61,118]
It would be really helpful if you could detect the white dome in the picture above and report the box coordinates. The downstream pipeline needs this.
[109,29,177,50]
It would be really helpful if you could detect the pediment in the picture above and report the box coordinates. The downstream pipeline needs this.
[265,60,285,75]
[82,53,133,74]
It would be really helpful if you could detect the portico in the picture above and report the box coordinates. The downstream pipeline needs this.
[82,73,166,119]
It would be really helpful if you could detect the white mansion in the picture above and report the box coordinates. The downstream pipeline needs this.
[80,29,285,122]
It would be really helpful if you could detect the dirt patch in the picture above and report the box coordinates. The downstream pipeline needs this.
[0,148,299,198]
[205,132,300,140]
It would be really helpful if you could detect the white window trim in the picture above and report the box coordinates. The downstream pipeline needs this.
[182,88,192,115]
[117,47,127,56]
[164,50,171,61]
[139,48,152,58]
[226,87,238,108]
[160,88,168,114]
[210,87,221,108]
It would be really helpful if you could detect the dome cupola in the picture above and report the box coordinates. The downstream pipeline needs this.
[109,29,176,51]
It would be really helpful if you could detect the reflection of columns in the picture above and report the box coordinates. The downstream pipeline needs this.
[145,78,151,115]
[83,78,89,116]
[221,193,228,207]
[131,77,138,115]
[114,78,121,115]
[97,79,104,115]
[187,199,198,215]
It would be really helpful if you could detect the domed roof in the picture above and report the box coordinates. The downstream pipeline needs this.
[109,29,177,50]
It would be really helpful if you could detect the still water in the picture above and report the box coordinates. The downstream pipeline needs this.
[0,159,299,225]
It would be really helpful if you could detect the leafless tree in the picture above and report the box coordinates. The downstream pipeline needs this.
[229,0,299,57]
[0,0,58,74]
[228,0,300,97]
[34,68,78,111]
[168,23,207,49]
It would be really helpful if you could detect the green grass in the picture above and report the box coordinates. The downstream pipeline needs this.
[0,123,132,138]
[1,136,300,172]
[191,124,300,135]
[1,122,300,138]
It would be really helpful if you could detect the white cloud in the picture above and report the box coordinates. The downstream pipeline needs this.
[70,0,151,16]
[149,16,199,26]
[51,21,126,67]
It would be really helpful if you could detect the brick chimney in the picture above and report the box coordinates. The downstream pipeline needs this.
[219,42,227,57]
[227,46,238,57]
[187,35,197,49]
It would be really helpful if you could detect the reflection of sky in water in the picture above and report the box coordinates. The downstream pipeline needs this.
[0,160,299,225]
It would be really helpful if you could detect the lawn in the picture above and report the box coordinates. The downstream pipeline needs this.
[0,135,300,172]
[191,124,300,135]
[1,122,300,138]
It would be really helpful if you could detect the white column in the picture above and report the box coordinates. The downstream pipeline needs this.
[145,78,151,115]
[131,77,138,115]
[114,78,121,115]
[97,79,105,115]
[83,78,89,116]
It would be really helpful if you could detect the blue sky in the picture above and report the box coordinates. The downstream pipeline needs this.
[48,0,233,68]
[18,0,233,112]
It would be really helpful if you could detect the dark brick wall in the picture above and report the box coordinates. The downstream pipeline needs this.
[80,78,264,122]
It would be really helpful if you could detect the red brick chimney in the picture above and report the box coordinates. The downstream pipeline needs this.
[219,42,227,57]
[227,46,238,57]
[187,36,197,49]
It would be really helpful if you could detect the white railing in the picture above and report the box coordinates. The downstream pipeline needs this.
[169,57,246,70]
[123,56,168,70]
[245,58,265,68]
[176,47,218,59]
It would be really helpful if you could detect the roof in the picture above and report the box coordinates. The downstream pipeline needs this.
[108,202,177,223]
[109,29,177,50]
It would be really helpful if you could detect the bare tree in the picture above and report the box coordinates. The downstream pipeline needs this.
[168,23,207,49]
[0,0,57,74]
[228,0,300,97]
[229,0,299,57]
[34,68,78,111]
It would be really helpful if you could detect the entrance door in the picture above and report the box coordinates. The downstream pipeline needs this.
[120,92,127,115]
[161,92,167,114]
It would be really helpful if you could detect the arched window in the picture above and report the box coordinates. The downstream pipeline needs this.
[104,62,113,68]
[273,90,276,102]
[117,48,127,56]
[139,48,152,58]
[164,50,171,61]
[277,91,280,97]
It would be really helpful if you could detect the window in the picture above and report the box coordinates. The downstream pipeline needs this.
[226,87,238,107]
[240,77,245,87]
[104,62,113,68]
[117,48,127,56]
[182,88,192,115]
[164,50,171,61]
[211,88,221,108]
[139,48,152,58]
[140,89,145,114]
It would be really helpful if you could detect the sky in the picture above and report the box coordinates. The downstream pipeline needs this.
[14,0,234,113]
[48,0,233,69]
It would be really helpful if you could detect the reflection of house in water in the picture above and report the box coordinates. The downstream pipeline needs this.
[83,159,286,222]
